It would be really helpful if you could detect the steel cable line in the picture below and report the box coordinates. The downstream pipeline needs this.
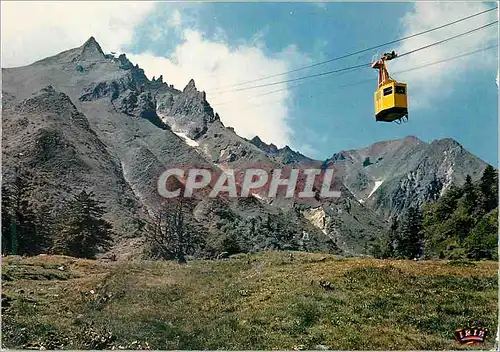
[208,6,498,92]
[247,34,500,102]
[212,21,497,95]
[219,44,498,112]
[210,68,354,106]
[209,21,497,99]
[397,22,497,58]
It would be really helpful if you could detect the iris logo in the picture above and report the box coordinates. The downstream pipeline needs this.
[454,321,488,345]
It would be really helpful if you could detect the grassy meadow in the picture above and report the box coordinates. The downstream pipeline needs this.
[1,251,497,350]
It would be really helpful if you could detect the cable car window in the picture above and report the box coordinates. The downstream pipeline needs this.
[383,87,392,96]
[396,86,406,94]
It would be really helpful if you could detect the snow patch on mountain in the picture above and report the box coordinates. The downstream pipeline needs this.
[368,180,384,199]
[173,131,199,147]
[359,180,384,204]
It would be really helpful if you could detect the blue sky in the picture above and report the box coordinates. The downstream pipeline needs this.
[123,2,498,166]
[2,1,498,166]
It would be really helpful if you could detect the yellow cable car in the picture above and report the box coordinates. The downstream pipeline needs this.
[372,51,408,123]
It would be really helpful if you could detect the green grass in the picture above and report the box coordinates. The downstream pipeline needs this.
[1,252,497,350]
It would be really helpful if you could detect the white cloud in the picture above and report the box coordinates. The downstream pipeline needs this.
[1,1,156,67]
[128,28,311,147]
[1,1,310,148]
[389,2,497,109]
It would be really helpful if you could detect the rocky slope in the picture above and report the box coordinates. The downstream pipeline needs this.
[248,136,316,165]
[152,63,387,253]
[2,85,143,236]
[1,38,350,256]
[325,136,488,220]
[2,37,491,257]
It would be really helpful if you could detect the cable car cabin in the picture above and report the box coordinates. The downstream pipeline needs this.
[374,81,408,122]
[372,51,408,123]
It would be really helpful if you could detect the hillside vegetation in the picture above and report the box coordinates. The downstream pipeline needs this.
[2,252,497,350]
[370,165,498,260]
[2,37,494,258]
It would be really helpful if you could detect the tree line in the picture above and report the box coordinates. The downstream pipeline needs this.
[2,171,113,259]
[0,170,322,262]
[370,165,498,260]
[142,200,318,262]
[3,165,497,262]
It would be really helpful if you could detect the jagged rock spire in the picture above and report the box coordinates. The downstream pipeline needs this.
[184,79,197,92]
[79,36,105,61]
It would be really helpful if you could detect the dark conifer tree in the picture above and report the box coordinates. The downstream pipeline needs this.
[397,207,423,259]
[53,190,113,259]
[479,165,498,214]
[462,175,478,215]
[1,172,47,255]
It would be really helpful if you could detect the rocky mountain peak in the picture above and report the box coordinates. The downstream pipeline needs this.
[329,151,347,162]
[278,145,315,164]
[115,53,135,70]
[78,36,105,61]
[157,78,216,139]
[249,136,263,146]
[152,75,164,83]
[404,135,422,142]
[250,136,279,155]
[180,78,209,102]
[249,137,315,164]
[428,138,468,158]
[184,79,197,92]
[18,85,77,115]
[431,137,461,148]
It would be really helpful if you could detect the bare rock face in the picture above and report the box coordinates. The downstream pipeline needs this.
[158,79,217,139]
[327,136,488,220]
[250,136,280,156]
[2,85,144,238]
[2,36,492,258]
[118,90,168,130]
[2,37,340,257]
[76,37,105,62]
[249,136,315,165]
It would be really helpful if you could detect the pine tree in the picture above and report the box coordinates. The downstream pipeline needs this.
[370,217,397,259]
[262,209,299,251]
[220,231,242,255]
[434,183,463,221]
[397,207,423,259]
[462,175,478,215]
[426,177,443,202]
[387,217,399,257]
[2,184,14,255]
[34,202,55,251]
[1,173,48,255]
[53,190,113,259]
[14,174,39,255]
[479,165,498,214]
[463,209,498,260]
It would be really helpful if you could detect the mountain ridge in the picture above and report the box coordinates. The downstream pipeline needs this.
[2,36,492,258]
